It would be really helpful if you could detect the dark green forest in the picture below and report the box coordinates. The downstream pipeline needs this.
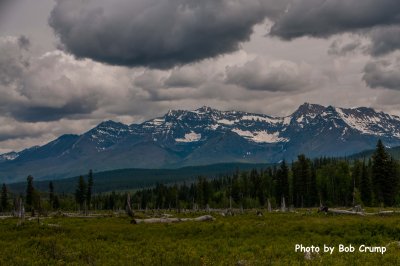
[6,162,271,194]
[1,140,400,213]
[124,140,399,210]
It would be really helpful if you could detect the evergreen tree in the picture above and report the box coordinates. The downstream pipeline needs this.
[75,176,87,210]
[49,181,54,207]
[53,195,60,210]
[109,191,116,210]
[1,183,8,212]
[310,165,318,205]
[87,170,94,210]
[201,178,211,207]
[292,155,314,207]
[372,140,391,205]
[360,160,372,206]
[231,176,241,204]
[276,160,289,204]
[26,175,35,209]
[385,158,399,206]
[352,160,362,190]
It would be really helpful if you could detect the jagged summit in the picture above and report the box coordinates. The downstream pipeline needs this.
[195,106,216,113]
[1,103,400,182]
[96,120,127,128]
[294,102,325,114]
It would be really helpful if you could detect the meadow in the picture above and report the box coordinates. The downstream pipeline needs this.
[1,211,400,265]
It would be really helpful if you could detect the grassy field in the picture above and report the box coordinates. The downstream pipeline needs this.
[1,211,400,265]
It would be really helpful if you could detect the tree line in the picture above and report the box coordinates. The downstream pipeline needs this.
[0,140,399,213]
[125,140,399,210]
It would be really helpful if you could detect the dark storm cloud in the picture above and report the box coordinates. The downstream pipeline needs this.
[328,39,364,57]
[0,0,9,8]
[164,67,205,88]
[0,125,45,142]
[0,38,124,122]
[270,0,400,40]
[49,0,289,69]
[10,100,98,122]
[225,58,312,92]
[369,26,400,56]
[363,58,400,90]
[0,0,11,13]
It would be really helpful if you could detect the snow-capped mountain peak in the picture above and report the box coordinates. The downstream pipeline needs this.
[1,103,400,182]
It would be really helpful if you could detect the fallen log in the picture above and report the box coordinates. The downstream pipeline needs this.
[132,215,215,224]
[319,206,365,216]
[320,207,400,216]
[328,209,365,216]
[363,211,400,216]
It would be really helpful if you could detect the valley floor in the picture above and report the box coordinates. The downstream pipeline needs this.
[1,211,400,265]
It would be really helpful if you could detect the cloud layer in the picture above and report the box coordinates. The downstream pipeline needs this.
[49,0,400,67]
[49,0,289,69]
[270,0,400,40]
[0,35,335,152]
[225,58,313,92]
[2,0,400,153]
[0,36,136,122]
[363,57,400,90]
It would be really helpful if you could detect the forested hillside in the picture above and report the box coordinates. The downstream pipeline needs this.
[6,163,271,194]
[1,141,399,213]
[124,140,399,210]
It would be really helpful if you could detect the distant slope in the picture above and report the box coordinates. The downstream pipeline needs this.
[7,162,272,194]
[350,146,400,160]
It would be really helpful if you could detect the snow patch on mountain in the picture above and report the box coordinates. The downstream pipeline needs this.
[232,129,289,143]
[176,132,202,143]
[0,152,19,161]
[336,108,388,136]
[283,116,292,125]
[218,119,237,125]
[149,118,165,126]
[241,115,282,124]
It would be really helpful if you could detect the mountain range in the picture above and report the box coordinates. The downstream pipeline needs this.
[1,103,400,183]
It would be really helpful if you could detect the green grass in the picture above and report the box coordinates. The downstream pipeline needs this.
[1,212,400,265]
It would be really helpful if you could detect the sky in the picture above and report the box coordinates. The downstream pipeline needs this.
[1,0,400,153]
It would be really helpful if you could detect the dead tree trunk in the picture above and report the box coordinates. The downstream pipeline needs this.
[267,199,272,212]
[126,193,134,218]
[281,196,287,212]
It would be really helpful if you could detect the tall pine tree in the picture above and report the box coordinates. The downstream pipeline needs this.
[385,158,399,206]
[49,181,54,208]
[26,175,35,209]
[87,170,94,210]
[352,160,362,191]
[75,176,87,210]
[276,160,289,205]
[372,140,391,205]
[292,155,314,207]
[360,160,372,206]
[1,184,8,212]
